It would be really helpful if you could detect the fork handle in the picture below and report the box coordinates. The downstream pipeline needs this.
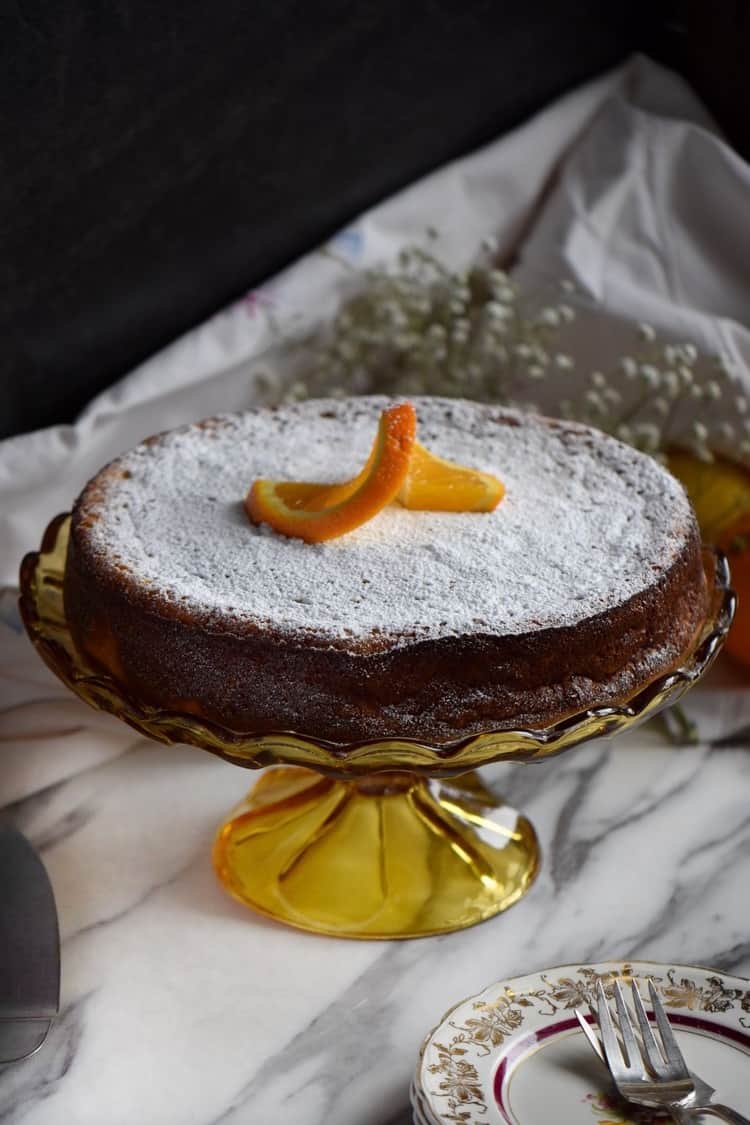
[683,1106,750,1125]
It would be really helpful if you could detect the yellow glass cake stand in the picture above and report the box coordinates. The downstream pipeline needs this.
[20,514,734,940]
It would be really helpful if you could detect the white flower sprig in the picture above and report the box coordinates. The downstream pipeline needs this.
[276,235,748,466]
[297,238,578,408]
[563,332,750,463]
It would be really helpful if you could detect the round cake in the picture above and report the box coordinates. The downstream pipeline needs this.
[63,397,708,744]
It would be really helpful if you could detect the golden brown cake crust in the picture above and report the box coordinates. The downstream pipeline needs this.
[63,399,709,745]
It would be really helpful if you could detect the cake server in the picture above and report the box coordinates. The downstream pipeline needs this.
[0,822,60,1063]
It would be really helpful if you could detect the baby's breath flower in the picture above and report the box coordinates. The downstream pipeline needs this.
[719,422,735,442]
[558,304,576,322]
[639,364,661,388]
[335,340,357,361]
[692,420,709,442]
[591,371,607,389]
[652,397,670,416]
[495,285,515,303]
[662,371,680,398]
[690,383,704,399]
[603,387,622,406]
[286,380,308,401]
[387,306,408,329]
[527,365,546,379]
[560,279,576,293]
[681,343,698,364]
[539,307,560,327]
[616,423,633,443]
[634,423,662,451]
[705,380,722,400]
[253,367,277,392]
[621,357,638,378]
[638,322,656,342]
[736,395,748,414]
[585,389,604,412]
[555,354,574,370]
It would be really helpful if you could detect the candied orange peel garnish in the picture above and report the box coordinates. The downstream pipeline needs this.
[397,440,505,512]
[245,402,417,543]
[245,402,505,542]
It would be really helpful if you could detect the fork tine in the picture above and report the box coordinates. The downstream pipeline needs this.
[596,980,623,1067]
[648,979,691,1077]
[575,1007,604,1063]
[613,981,640,1067]
[629,979,667,1074]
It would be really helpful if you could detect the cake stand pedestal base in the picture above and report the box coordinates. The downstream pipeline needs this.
[212,766,539,939]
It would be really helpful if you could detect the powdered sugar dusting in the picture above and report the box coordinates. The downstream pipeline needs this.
[77,397,695,650]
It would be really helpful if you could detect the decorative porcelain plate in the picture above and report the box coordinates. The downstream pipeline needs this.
[412,961,750,1124]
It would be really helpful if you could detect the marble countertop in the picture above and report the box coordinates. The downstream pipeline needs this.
[1,669,750,1125]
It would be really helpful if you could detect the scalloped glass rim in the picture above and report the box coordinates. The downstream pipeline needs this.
[19,513,735,779]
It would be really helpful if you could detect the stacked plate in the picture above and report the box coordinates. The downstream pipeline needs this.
[411,961,750,1124]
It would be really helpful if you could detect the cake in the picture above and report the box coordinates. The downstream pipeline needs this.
[63,397,708,744]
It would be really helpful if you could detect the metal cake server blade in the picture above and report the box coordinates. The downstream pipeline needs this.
[0,823,60,1063]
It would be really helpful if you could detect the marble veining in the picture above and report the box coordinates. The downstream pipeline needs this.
[1,668,749,1125]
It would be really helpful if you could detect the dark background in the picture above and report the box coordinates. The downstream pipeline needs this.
[1,1,747,438]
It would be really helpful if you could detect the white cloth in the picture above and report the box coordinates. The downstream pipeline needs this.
[515,56,750,446]
[2,53,749,804]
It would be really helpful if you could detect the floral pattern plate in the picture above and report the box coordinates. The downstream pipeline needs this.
[412,961,750,1124]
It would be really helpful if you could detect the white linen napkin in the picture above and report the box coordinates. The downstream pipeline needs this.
[514,55,750,449]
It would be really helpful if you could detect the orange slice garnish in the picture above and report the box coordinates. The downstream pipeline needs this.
[397,440,505,512]
[245,402,417,542]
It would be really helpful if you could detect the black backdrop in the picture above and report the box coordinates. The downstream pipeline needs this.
[0,1,682,437]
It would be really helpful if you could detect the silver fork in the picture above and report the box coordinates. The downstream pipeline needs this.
[588,978,750,1124]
